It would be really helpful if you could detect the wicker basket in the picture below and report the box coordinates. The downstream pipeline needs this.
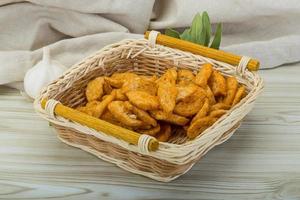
[35,31,263,182]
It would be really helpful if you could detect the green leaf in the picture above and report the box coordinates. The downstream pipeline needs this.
[165,28,180,38]
[198,24,207,45]
[210,23,222,49]
[202,11,211,46]
[180,28,192,42]
[190,13,203,44]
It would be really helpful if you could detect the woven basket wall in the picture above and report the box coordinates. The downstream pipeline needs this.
[35,38,263,182]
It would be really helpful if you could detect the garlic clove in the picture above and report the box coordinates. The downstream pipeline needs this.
[24,47,67,99]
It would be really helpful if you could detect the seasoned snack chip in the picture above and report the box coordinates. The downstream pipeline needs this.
[156,123,172,142]
[210,103,231,111]
[208,70,227,96]
[157,68,177,84]
[209,109,227,118]
[122,77,157,95]
[175,83,198,102]
[108,101,144,127]
[187,116,217,139]
[104,72,139,88]
[79,101,101,117]
[137,124,161,136]
[174,87,206,117]
[105,77,124,88]
[140,75,158,82]
[115,89,128,101]
[126,91,160,111]
[205,86,216,105]
[195,63,213,87]
[86,90,116,118]
[150,110,189,126]
[191,98,210,124]
[103,80,113,94]
[156,68,178,113]
[223,77,238,105]
[232,85,246,106]
[157,81,177,113]
[100,109,131,128]
[124,101,157,127]
[86,77,105,102]
[111,72,138,80]
[177,69,195,84]
[76,106,94,116]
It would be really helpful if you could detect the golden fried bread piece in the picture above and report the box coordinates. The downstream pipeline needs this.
[157,81,178,113]
[86,90,116,118]
[187,116,217,139]
[101,109,118,123]
[111,72,138,80]
[76,106,94,116]
[191,98,210,124]
[103,80,113,95]
[210,103,231,111]
[150,110,189,126]
[86,77,105,102]
[177,69,195,84]
[126,91,160,111]
[115,89,128,101]
[208,70,227,96]
[104,77,124,88]
[133,124,152,130]
[105,72,139,88]
[101,94,109,100]
[101,109,136,130]
[108,101,144,127]
[156,68,178,113]
[174,87,206,117]
[205,86,216,105]
[79,101,101,117]
[157,68,177,84]
[223,76,238,105]
[137,124,161,136]
[124,101,157,127]
[232,85,246,106]
[195,63,213,87]
[155,123,172,142]
[209,109,227,118]
[122,77,157,95]
[175,83,198,102]
[140,75,158,82]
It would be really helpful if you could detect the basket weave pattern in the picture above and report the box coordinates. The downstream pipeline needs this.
[35,39,263,182]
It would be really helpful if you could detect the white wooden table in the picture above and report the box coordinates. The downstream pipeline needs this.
[1,64,300,200]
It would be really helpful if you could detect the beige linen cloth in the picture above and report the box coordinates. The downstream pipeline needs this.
[1,0,300,90]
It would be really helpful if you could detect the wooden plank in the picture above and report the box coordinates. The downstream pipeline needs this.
[0,64,300,200]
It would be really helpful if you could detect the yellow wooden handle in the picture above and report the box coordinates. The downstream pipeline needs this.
[41,99,159,151]
[145,31,260,71]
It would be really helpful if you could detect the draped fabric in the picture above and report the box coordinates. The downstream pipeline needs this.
[1,0,299,89]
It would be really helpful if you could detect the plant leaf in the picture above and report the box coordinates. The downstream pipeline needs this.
[202,11,211,46]
[198,22,207,45]
[180,28,192,42]
[190,13,203,44]
[165,28,180,38]
[210,23,222,49]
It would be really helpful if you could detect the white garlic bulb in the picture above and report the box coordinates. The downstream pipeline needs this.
[24,47,67,99]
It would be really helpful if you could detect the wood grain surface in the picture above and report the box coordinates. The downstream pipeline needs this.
[0,64,300,200]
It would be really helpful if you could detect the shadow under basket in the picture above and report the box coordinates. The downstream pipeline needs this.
[35,33,263,182]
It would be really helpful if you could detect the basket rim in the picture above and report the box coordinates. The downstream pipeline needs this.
[34,38,264,165]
